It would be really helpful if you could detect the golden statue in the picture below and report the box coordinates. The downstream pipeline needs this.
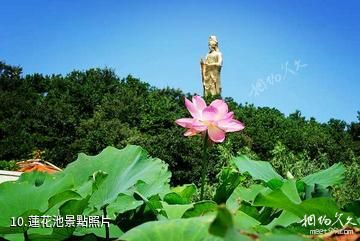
[200,36,223,96]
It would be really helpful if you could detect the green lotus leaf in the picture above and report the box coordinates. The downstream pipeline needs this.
[0,171,74,235]
[213,167,243,204]
[163,184,197,204]
[107,194,144,220]
[233,155,283,182]
[265,211,300,230]
[209,206,254,241]
[301,163,345,188]
[254,189,357,229]
[182,200,218,218]
[160,202,194,219]
[233,210,261,231]
[61,145,171,211]
[226,184,268,213]
[120,216,217,241]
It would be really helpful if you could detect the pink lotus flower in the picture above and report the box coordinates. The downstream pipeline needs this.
[175,96,245,143]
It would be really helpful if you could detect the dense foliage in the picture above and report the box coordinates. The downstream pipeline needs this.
[0,61,359,204]
[0,145,358,240]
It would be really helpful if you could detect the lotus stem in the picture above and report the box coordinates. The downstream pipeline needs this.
[200,133,209,200]
[103,206,110,240]
[24,230,29,241]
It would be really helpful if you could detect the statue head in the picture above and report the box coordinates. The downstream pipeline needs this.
[208,35,219,52]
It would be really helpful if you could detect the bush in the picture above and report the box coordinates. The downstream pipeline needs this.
[0,160,18,171]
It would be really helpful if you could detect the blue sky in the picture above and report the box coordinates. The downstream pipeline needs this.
[1,0,359,123]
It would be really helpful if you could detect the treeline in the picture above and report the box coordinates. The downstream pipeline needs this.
[0,61,359,202]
